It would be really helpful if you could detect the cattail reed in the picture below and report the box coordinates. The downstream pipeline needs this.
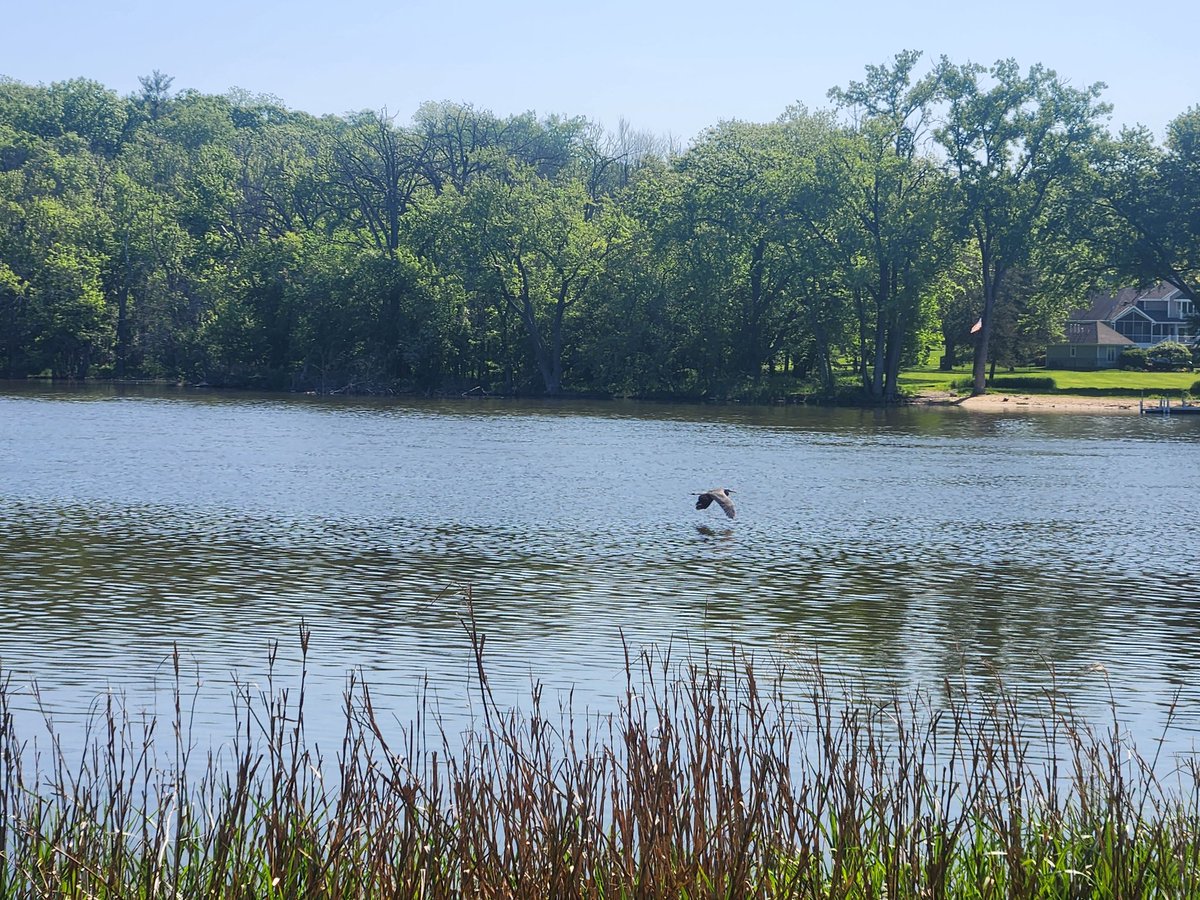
[1,608,1197,898]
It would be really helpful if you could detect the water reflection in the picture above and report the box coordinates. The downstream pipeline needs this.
[1,382,1199,757]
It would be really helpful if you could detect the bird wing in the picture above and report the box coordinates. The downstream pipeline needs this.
[713,491,736,519]
[695,493,714,510]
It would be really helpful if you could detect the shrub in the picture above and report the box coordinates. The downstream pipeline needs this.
[989,375,1056,391]
[1147,340,1193,371]
[1118,347,1150,370]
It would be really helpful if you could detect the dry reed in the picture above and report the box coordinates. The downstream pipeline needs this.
[2,601,1198,898]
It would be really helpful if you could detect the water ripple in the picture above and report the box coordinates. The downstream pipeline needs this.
[2,387,1200,753]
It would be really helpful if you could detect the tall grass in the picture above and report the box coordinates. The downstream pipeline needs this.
[2,608,1198,898]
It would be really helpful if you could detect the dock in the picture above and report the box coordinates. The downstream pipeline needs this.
[1140,396,1200,416]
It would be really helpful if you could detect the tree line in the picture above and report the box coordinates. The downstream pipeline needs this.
[1,53,1197,400]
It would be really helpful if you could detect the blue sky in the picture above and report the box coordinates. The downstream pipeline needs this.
[4,0,1195,143]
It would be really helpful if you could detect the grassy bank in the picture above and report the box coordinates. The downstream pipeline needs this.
[899,364,1199,397]
[2,621,1199,898]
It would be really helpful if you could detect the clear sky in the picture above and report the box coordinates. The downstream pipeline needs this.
[3,0,1196,144]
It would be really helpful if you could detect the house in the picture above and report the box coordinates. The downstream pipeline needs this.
[1046,283,1196,370]
[1046,320,1135,369]
[1070,283,1196,347]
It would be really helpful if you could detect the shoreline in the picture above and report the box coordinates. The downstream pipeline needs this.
[0,377,1178,416]
[917,390,1144,415]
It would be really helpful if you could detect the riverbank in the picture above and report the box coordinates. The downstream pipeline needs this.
[2,376,1185,416]
[918,389,1144,414]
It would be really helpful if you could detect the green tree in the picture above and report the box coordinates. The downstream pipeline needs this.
[438,158,623,394]
[0,259,29,376]
[135,70,175,123]
[927,244,982,371]
[668,118,842,391]
[826,51,956,400]
[675,121,771,382]
[0,124,115,376]
[937,58,1109,394]
[49,78,130,157]
[26,243,111,376]
[113,129,221,377]
[324,110,426,255]
[1089,108,1200,299]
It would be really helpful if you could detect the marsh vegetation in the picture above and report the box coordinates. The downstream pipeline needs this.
[3,617,1198,899]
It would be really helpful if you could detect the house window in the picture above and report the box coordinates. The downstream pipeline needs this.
[1115,316,1152,342]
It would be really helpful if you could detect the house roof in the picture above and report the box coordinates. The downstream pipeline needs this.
[1138,282,1181,300]
[1069,288,1140,322]
[1068,281,1186,323]
[1122,306,1177,323]
[1063,321,1135,345]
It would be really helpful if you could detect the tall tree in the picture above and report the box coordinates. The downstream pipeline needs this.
[324,110,427,255]
[671,119,838,386]
[937,58,1109,394]
[1088,109,1200,299]
[135,71,175,123]
[826,51,955,400]
[439,158,624,394]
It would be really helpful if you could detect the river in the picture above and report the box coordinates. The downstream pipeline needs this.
[2,381,1198,758]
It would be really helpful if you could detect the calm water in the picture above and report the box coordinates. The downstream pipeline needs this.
[2,381,1199,757]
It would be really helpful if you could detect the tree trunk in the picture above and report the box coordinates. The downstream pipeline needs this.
[972,250,1001,395]
[870,262,893,401]
[116,230,131,378]
[883,323,904,402]
[940,339,957,371]
[500,259,561,396]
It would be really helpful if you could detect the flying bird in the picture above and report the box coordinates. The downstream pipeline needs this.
[695,488,736,519]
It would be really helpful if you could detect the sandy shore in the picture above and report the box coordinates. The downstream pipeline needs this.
[918,391,1143,415]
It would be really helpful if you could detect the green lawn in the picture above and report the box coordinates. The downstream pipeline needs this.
[898,364,1200,396]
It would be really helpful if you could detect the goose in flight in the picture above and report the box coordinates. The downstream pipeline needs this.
[695,488,736,519]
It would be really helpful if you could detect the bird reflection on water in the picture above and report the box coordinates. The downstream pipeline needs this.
[695,524,735,540]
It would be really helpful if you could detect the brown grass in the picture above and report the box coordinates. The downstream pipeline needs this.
[1,594,1198,898]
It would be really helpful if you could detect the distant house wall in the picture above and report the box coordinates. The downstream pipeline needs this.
[1046,343,1122,370]
[1169,294,1196,321]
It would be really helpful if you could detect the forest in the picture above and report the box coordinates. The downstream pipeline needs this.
[1,52,1197,401]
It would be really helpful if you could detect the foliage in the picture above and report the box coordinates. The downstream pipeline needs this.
[988,375,1057,390]
[1146,340,1193,371]
[0,66,1194,399]
[1119,347,1150,370]
[936,57,1110,395]
[824,51,956,401]
[1088,108,1200,300]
